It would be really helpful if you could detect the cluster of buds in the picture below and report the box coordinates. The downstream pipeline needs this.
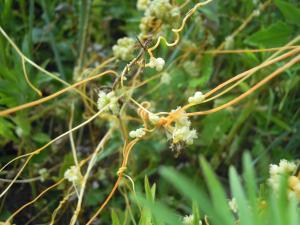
[188,91,205,104]
[97,91,120,115]
[64,165,82,183]
[147,57,165,71]
[112,37,136,60]
[168,107,198,145]
[129,128,146,138]
[268,159,300,200]
[137,0,180,35]
[182,214,202,225]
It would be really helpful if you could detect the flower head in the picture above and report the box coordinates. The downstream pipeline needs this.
[268,159,299,200]
[97,91,119,115]
[188,91,205,104]
[64,166,81,183]
[182,214,202,225]
[137,0,150,11]
[148,57,165,71]
[129,128,146,138]
[112,37,135,60]
[172,126,197,145]
[168,107,198,145]
[145,0,176,22]
[149,113,160,124]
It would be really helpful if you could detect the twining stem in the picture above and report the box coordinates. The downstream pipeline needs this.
[0,70,118,117]
[187,54,300,116]
[86,139,140,225]
[70,130,112,225]
[147,0,213,58]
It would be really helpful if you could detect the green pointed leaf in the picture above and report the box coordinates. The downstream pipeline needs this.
[229,166,254,225]
[200,158,235,225]
[245,21,293,47]
[160,167,226,224]
[135,194,183,225]
[275,0,300,26]
[111,209,121,225]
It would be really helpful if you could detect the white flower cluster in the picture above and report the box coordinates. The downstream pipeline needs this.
[148,57,165,71]
[38,168,49,182]
[138,0,180,35]
[129,128,146,138]
[182,214,202,225]
[146,0,180,22]
[64,166,81,183]
[97,91,119,115]
[149,113,160,124]
[137,0,150,10]
[188,91,205,104]
[112,37,135,60]
[268,159,300,199]
[170,107,198,145]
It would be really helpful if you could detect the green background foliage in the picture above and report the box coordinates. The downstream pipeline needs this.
[0,0,299,224]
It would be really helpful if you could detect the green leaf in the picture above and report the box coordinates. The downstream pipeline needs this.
[242,153,258,211]
[160,167,230,225]
[144,176,155,202]
[32,132,51,144]
[0,118,15,141]
[135,194,183,225]
[58,153,74,178]
[229,166,254,225]
[288,197,300,225]
[275,0,300,26]
[245,21,293,47]
[200,158,235,225]
[111,209,121,225]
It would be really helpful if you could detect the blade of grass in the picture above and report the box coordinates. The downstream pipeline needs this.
[229,166,254,225]
[40,0,65,79]
[200,157,235,225]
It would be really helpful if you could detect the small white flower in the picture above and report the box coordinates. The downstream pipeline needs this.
[149,113,160,124]
[183,214,194,224]
[279,159,296,173]
[188,91,205,104]
[112,37,135,60]
[182,214,202,225]
[228,198,238,213]
[171,107,190,127]
[269,164,280,176]
[64,166,81,183]
[97,91,119,114]
[129,128,146,138]
[148,57,165,71]
[268,159,299,200]
[139,15,154,34]
[172,126,197,145]
[38,168,49,182]
[170,7,180,18]
[145,0,173,22]
[167,107,198,146]
[137,0,150,11]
